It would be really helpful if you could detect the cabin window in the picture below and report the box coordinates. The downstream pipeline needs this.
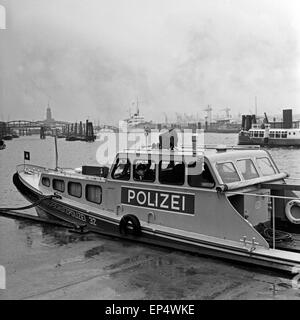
[256,157,276,176]
[159,160,185,185]
[216,162,240,184]
[275,132,281,138]
[188,162,215,188]
[86,185,102,204]
[254,131,258,138]
[282,132,287,138]
[41,177,50,187]
[68,182,82,198]
[111,158,131,181]
[236,159,259,180]
[270,131,275,138]
[259,131,264,138]
[53,179,65,192]
[133,160,156,182]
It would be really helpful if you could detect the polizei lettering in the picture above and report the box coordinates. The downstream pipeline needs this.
[121,187,194,214]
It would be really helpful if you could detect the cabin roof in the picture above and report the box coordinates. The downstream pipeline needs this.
[118,148,271,164]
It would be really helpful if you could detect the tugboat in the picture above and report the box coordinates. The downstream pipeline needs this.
[12,133,300,273]
[0,139,6,150]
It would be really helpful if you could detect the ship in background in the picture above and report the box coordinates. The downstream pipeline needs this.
[171,106,241,133]
[202,106,241,133]
[123,98,154,129]
[238,109,300,147]
[203,117,241,133]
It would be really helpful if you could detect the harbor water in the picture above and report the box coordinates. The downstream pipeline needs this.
[1,134,300,299]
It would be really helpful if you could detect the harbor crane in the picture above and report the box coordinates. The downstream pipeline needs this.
[203,105,213,124]
[163,112,168,124]
[221,107,231,119]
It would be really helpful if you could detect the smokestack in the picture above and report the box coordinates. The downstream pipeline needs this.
[283,109,292,129]
[245,115,252,131]
[241,115,246,130]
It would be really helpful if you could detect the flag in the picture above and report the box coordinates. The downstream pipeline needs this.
[24,151,30,161]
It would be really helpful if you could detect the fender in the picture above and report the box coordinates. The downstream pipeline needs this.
[119,214,141,236]
[285,200,300,224]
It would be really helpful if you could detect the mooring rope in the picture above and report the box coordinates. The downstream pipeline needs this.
[0,194,61,212]
[255,223,293,245]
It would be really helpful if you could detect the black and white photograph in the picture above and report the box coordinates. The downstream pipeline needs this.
[1,0,300,303]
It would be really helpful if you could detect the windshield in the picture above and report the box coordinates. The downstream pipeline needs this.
[236,159,259,180]
[216,162,240,184]
[256,157,276,176]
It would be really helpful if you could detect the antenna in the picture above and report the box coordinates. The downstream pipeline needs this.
[136,96,139,115]
[255,96,258,116]
[127,107,131,118]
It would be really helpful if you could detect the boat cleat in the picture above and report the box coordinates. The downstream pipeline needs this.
[240,236,260,253]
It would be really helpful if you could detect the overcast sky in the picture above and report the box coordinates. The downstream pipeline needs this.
[0,0,299,123]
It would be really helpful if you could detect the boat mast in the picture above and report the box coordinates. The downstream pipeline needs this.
[54,135,58,170]
[255,96,258,117]
[136,96,139,116]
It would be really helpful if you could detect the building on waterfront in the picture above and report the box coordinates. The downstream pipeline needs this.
[45,106,55,124]
[0,121,8,139]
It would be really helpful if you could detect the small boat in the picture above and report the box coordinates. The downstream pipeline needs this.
[65,135,96,142]
[65,135,79,141]
[0,139,6,150]
[3,134,13,141]
[239,124,300,147]
[12,137,300,273]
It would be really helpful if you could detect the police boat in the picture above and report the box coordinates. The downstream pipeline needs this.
[12,139,300,273]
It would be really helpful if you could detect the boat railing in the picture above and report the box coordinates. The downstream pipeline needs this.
[123,144,261,153]
[225,190,298,201]
[286,177,300,181]
[17,164,106,182]
[198,144,261,150]
[16,164,73,175]
[16,164,48,174]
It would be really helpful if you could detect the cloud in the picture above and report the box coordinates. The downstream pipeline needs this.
[0,0,299,123]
